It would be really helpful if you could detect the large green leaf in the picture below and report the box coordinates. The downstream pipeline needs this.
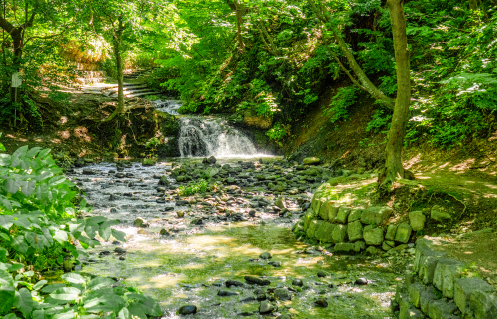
[84,294,125,312]
[0,286,15,315]
[13,287,35,318]
[11,236,28,254]
[4,178,20,194]
[37,149,51,159]
[87,277,115,290]
[118,307,132,319]
[12,145,29,160]
[52,309,75,319]
[111,229,127,242]
[32,309,46,319]
[0,215,14,229]
[53,229,68,243]
[0,154,11,167]
[20,180,36,197]
[25,232,50,250]
[49,287,81,303]
[41,283,66,294]
[48,176,66,186]
[26,147,43,159]
[61,273,86,285]
[13,216,31,229]
[33,280,48,291]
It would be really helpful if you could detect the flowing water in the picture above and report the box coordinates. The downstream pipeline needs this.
[71,158,398,319]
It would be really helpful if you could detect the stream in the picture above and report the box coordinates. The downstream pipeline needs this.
[67,104,398,318]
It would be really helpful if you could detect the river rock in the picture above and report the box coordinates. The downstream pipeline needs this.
[274,288,291,300]
[158,175,169,186]
[292,279,304,287]
[317,270,327,278]
[178,305,197,315]
[142,158,155,166]
[260,252,272,259]
[274,197,286,209]
[259,301,275,314]
[409,211,426,231]
[315,298,328,307]
[218,290,240,296]
[361,206,393,225]
[303,157,321,165]
[226,280,244,288]
[395,223,412,243]
[335,207,351,224]
[276,315,292,319]
[348,208,363,223]
[245,276,271,286]
[133,217,148,228]
[268,261,281,267]
[159,228,170,236]
[363,225,384,245]
[355,278,368,285]
[334,243,356,254]
[347,221,363,242]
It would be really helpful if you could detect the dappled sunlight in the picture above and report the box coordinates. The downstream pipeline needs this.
[58,130,71,139]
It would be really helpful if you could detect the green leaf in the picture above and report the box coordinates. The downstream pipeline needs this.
[0,144,5,152]
[41,283,66,294]
[61,273,86,285]
[128,303,147,319]
[53,229,68,243]
[14,287,35,318]
[4,178,20,194]
[12,145,29,159]
[33,280,48,291]
[111,229,127,242]
[49,176,66,186]
[64,207,75,215]
[2,313,18,319]
[0,286,16,315]
[37,149,51,159]
[21,180,36,197]
[49,287,81,303]
[32,309,45,319]
[0,215,14,229]
[118,307,131,319]
[11,235,28,254]
[87,277,115,290]
[52,309,75,319]
[26,147,43,159]
[25,232,49,250]
[0,232,11,242]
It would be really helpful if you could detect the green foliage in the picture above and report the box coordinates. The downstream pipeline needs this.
[323,86,359,124]
[0,256,162,318]
[0,144,126,270]
[266,123,288,146]
[367,109,392,132]
[178,179,209,196]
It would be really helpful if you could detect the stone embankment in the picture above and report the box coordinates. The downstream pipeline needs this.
[394,237,497,318]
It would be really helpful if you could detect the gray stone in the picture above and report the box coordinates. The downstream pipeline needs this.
[428,298,457,319]
[420,254,442,285]
[363,225,384,246]
[431,205,451,221]
[361,206,393,225]
[314,222,336,243]
[470,289,497,319]
[335,207,351,224]
[347,221,363,242]
[433,259,463,298]
[454,277,495,315]
[274,288,291,301]
[260,252,272,259]
[303,157,320,165]
[382,241,394,251]
[354,241,366,252]
[385,225,398,241]
[409,282,426,308]
[259,301,275,314]
[399,298,425,319]
[178,305,197,315]
[319,201,339,220]
[205,167,219,177]
[332,224,347,243]
[334,243,356,254]
[306,220,323,239]
[409,211,426,231]
[395,223,412,243]
[420,285,439,314]
[348,208,363,223]
[133,217,148,228]
[318,199,330,220]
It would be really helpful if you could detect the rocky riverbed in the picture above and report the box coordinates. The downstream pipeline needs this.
[68,157,407,318]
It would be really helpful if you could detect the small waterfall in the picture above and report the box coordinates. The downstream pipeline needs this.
[178,118,259,158]
[152,100,182,115]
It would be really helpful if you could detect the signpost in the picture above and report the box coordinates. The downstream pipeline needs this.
[11,72,22,127]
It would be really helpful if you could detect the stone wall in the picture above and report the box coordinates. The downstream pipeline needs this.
[292,183,427,255]
[394,237,497,319]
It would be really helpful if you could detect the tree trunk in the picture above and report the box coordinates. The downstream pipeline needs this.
[469,0,478,10]
[10,31,23,103]
[380,0,411,187]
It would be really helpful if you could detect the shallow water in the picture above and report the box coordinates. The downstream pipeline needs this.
[71,159,397,318]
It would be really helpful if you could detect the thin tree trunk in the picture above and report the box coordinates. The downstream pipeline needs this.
[113,40,124,114]
[234,1,245,49]
[380,0,411,187]
[469,0,478,10]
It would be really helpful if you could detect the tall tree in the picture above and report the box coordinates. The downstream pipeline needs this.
[310,0,411,187]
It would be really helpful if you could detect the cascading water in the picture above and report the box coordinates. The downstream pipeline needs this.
[178,117,259,157]
[152,99,266,158]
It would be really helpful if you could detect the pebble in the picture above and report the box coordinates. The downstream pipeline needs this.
[317,270,327,278]
[259,301,275,314]
[355,278,368,286]
[245,276,271,286]
[178,305,197,315]
[315,298,329,307]
[292,279,304,287]
[217,290,240,296]
[260,252,272,259]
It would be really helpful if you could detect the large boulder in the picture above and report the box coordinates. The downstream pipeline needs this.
[395,223,412,243]
[363,225,384,246]
[332,224,348,243]
[306,220,323,239]
[361,206,393,225]
[315,222,336,243]
[303,157,321,165]
[431,205,451,221]
[409,211,426,231]
[347,221,363,242]
[335,207,351,224]
[142,158,155,166]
